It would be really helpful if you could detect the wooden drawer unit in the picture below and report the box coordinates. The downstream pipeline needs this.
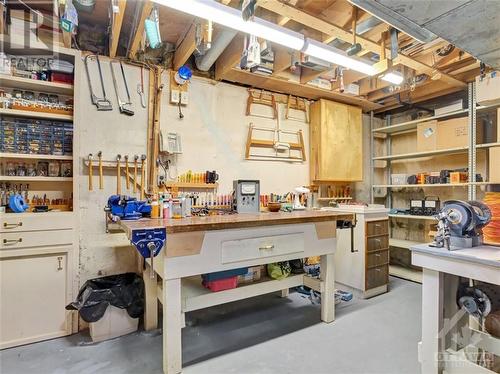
[366,220,388,236]
[1,213,74,233]
[367,250,389,268]
[367,235,389,251]
[1,229,73,250]
[366,265,389,290]
[221,233,305,264]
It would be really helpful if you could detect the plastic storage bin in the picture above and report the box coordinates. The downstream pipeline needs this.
[89,305,139,343]
[201,268,248,282]
[202,276,238,292]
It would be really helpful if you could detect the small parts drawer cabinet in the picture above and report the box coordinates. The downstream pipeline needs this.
[365,219,389,292]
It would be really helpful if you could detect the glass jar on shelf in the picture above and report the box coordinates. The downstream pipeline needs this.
[48,161,60,177]
[37,161,49,177]
[16,162,27,176]
[60,161,72,177]
[6,162,16,176]
[27,163,36,177]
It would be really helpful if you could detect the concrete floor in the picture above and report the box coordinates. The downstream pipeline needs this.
[0,277,422,374]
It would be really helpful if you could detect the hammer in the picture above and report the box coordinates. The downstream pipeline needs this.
[88,153,93,191]
[140,154,146,200]
[125,155,130,190]
[97,151,103,189]
[116,154,122,195]
[133,155,138,194]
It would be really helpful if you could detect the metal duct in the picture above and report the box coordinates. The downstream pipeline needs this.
[195,29,238,71]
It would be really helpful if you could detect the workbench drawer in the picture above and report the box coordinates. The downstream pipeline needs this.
[0,213,74,233]
[366,220,388,236]
[366,235,389,252]
[367,250,389,268]
[1,229,73,250]
[366,265,388,290]
[221,233,304,264]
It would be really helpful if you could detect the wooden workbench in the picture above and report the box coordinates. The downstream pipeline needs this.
[120,210,352,374]
[411,244,500,374]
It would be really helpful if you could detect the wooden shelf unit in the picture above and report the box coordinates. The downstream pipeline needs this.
[0,108,73,121]
[0,75,74,95]
[372,183,469,188]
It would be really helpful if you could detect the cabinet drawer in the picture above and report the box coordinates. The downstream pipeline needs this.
[221,233,304,264]
[366,265,388,290]
[366,220,388,236]
[367,250,389,268]
[1,213,74,233]
[1,229,73,250]
[366,235,389,252]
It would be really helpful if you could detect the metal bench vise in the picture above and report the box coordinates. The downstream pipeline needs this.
[131,229,166,278]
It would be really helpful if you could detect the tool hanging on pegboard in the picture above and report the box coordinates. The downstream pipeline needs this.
[110,60,134,116]
[84,54,113,111]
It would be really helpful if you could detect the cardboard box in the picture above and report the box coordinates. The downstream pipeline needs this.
[490,147,500,183]
[436,117,484,149]
[450,172,468,184]
[434,100,463,116]
[476,72,500,106]
[417,120,438,152]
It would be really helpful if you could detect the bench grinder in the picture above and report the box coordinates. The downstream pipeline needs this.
[431,200,492,250]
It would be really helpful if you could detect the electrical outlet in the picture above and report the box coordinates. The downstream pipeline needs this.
[170,90,180,104]
[180,91,189,105]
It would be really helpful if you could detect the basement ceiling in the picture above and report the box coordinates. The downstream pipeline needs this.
[350,0,500,69]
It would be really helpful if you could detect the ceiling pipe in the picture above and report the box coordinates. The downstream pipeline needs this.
[195,29,238,71]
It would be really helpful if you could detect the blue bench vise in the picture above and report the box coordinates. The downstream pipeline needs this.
[107,195,151,220]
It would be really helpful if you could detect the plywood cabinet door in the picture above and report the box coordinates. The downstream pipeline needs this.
[310,99,363,182]
[0,253,69,349]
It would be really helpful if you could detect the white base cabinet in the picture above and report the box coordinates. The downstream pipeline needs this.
[0,251,70,349]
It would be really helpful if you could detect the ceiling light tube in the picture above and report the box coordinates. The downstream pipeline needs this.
[302,38,377,76]
[381,71,404,85]
[151,0,305,51]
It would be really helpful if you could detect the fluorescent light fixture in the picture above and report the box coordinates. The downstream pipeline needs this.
[381,71,404,85]
[302,38,376,76]
[151,0,305,51]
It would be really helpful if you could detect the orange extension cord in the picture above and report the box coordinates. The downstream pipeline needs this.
[484,192,500,245]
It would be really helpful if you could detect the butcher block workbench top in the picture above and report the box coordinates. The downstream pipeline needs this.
[120,210,353,234]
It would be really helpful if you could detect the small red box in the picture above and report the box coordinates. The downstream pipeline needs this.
[51,72,74,84]
[202,276,238,292]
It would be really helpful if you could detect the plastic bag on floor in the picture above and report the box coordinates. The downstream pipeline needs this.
[66,273,144,323]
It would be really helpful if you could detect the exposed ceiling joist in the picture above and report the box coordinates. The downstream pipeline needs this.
[128,0,153,59]
[109,0,127,58]
[272,47,292,76]
[173,22,197,70]
[257,0,467,89]
[215,33,244,80]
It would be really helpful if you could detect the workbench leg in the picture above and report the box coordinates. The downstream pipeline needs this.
[163,278,182,374]
[320,253,335,323]
[281,289,290,298]
[143,263,158,331]
[421,269,444,374]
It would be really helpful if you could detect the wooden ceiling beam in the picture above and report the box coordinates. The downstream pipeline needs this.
[128,0,153,59]
[173,22,197,70]
[215,33,244,80]
[109,0,127,58]
[272,47,293,76]
[331,70,365,90]
[257,0,467,89]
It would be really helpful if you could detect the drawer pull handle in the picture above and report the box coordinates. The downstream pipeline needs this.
[259,244,275,251]
[57,256,63,271]
[3,238,22,244]
[375,253,381,257]
[3,222,22,229]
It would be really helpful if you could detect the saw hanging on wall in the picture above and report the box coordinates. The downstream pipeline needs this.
[84,54,113,111]
[110,60,134,116]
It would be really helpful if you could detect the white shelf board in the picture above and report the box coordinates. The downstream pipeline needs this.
[0,75,73,95]
[389,238,425,249]
[0,108,73,121]
[473,181,500,185]
[372,108,469,134]
[389,214,436,221]
[0,176,73,182]
[317,197,353,201]
[389,265,422,283]
[373,146,469,161]
[0,153,73,160]
[373,183,469,188]
[182,274,304,312]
